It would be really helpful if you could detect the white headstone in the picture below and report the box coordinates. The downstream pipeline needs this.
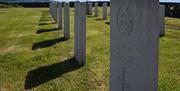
[54,1,58,23]
[74,1,86,65]
[64,2,70,39]
[95,2,98,17]
[103,2,107,20]
[51,1,56,21]
[110,0,159,91]
[159,5,165,37]
[57,2,62,29]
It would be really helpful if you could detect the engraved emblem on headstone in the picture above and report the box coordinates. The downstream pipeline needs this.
[116,6,134,36]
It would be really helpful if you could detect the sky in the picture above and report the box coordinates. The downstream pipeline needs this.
[160,0,180,3]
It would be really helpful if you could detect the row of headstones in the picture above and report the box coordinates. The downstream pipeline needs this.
[49,0,165,90]
[49,1,69,39]
[50,1,109,24]
[86,2,108,20]
[49,0,110,65]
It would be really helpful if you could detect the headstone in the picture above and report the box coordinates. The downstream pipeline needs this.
[49,1,52,17]
[57,2,62,29]
[54,1,58,23]
[86,2,89,15]
[64,2,70,39]
[50,1,57,23]
[86,2,92,15]
[51,2,56,21]
[159,5,165,37]
[103,2,107,20]
[89,2,93,15]
[74,1,86,65]
[110,0,159,91]
[95,2,98,17]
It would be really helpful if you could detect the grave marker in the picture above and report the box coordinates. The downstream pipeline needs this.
[74,1,86,65]
[49,1,53,17]
[86,2,92,15]
[54,1,58,23]
[95,2,98,17]
[103,2,107,20]
[89,2,93,15]
[86,2,89,15]
[110,0,159,91]
[57,1,62,29]
[64,2,70,39]
[159,5,165,37]
[51,1,56,21]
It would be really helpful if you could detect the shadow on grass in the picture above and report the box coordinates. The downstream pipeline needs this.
[38,22,55,26]
[40,19,52,21]
[39,10,52,20]
[25,57,82,90]
[38,10,55,25]
[36,28,59,34]
[87,15,95,18]
[166,25,180,31]
[32,37,68,50]
[105,22,110,25]
[95,18,104,21]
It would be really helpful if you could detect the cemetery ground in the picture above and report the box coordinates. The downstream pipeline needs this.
[0,6,180,91]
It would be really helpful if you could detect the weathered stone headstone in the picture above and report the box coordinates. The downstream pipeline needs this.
[159,5,165,37]
[74,1,86,65]
[57,2,62,29]
[110,0,159,91]
[95,2,98,17]
[103,2,107,20]
[64,2,70,39]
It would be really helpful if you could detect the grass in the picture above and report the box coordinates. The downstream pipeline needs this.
[0,6,180,91]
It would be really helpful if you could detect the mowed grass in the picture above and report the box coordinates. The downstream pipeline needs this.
[0,7,179,91]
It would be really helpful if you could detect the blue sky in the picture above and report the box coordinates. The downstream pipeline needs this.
[160,0,180,3]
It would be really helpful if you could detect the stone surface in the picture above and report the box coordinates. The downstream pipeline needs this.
[49,2,52,17]
[95,2,98,17]
[74,1,86,65]
[51,2,56,20]
[86,2,89,15]
[54,1,58,23]
[103,2,107,20]
[110,0,159,91]
[86,2,92,15]
[89,2,93,15]
[64,2,70,39]
[57,2,62,29]
[159,5,165,37]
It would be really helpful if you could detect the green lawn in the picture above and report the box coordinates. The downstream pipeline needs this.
[0,7,179,91]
